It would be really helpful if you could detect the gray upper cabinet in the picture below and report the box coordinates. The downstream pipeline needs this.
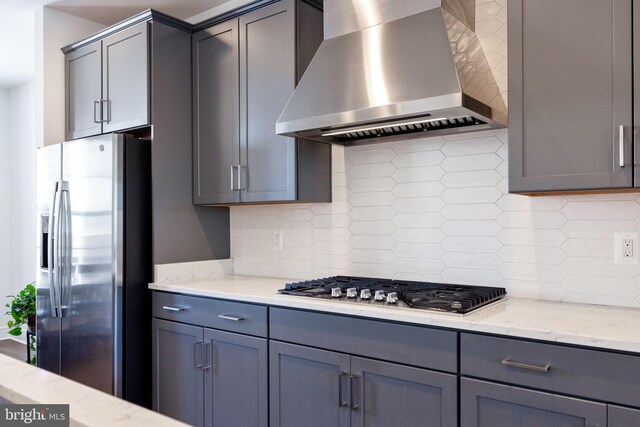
[102,22,150,133]
[65,42,102,140]
[460,378,607,427]
[508,0,634,193]
[193,20,241,204]
[193,0,331,205]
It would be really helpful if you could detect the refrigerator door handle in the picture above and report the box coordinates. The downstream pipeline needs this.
[59,182,71,318]
[48,182,62,318]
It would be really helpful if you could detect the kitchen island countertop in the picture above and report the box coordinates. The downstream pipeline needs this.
[0,352,187,427]
[150,275,640,354]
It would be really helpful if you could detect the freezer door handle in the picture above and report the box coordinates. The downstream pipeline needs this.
[58,183,71,318]
[49,182,64,318]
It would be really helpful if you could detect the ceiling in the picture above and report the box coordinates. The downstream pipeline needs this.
[0,0,233,89]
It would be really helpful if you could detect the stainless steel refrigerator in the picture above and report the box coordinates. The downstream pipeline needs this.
[36,133,151,407]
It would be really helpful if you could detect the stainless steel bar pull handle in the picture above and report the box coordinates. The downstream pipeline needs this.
[162,305,185,312]
[230,165,237,191]
[48,183,61,318]
[338,372,349,407]
[349,374,359,410]
[619,125,625,167]
[202,340,212,371]
[93,101,101,124]
[193,341,203,369]
[101,99,110,123]
[238,165,245,191]
[58,183,71,318]
[501,358,550,372]
[217,314,245,322]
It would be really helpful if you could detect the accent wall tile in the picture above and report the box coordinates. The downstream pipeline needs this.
[441,252,502,269]
[349,147,396,164]
[440,268,502,286]
[440,204,502,220]
[560,239,612,258]
[350,192,396,207]
[392,137,445,153]
[392,197,445,213]
[392,181,445,198]
[497,246,567,264]
[441,220,502,236]
[561,201,640,220]
[350,249,394,264]
[350,235,396,250]
[349,163,396,179]
[350,177,396,192]
[561,220,640,239]
[392,151,445,168]
[392,228,445,243]
[441,187,502,204]
[440,153,502,172]
[496,211,568,229]
[441,236,502,253]
[229,130,640,308]
[392,166,445,183]
[440,137,502,156]
[350,221,396,236]
[441,170,502,188]
[393,213,445,228]
[350,206,396,221]
[392,243,445,259]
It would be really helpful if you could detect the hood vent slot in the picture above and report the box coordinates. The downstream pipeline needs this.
[319,116,484,143]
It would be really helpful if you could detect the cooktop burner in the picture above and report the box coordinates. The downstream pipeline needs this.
[278,276,507,314]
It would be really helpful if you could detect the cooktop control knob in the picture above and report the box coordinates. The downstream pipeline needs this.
[386,292,398,304]
[360,289,371,300]
[331,288,342,298]
[374,290,386,301]
[346,288,358,298]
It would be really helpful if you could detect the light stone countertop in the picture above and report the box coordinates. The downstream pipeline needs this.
[150,275,640,354]
[0,352,187,427]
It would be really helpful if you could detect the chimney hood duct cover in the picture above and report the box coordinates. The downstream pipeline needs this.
[276,4,508,145]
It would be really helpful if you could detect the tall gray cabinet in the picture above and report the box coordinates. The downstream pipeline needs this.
[508,0,635,193]
[193,0,331,205]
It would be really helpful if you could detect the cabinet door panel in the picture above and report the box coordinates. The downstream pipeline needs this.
[609,405,640,426]
[66,41,102,140]
[152,319,204,427]
[509,0,633,192]
[193,21,241,204]
[204,329,267,427]
[460,378,606,427]
[239,1,297,202]
[351,357,457,427]
[102,21,149,133]
[270,341,351,427]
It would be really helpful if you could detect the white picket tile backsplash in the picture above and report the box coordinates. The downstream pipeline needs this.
[229,129,640,308]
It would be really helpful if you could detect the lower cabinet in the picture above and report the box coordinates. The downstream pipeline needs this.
[609,405,640,426]
[460,378,607,427]
[270,341,457,427]
[152,318,268,427]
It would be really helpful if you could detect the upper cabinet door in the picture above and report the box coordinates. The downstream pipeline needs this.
[65,41,102,140]
[239,1,297,202]
[193,20,241,205]
[102,21,150,133]
[509,0,633,193]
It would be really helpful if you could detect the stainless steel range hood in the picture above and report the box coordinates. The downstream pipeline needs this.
[276,0,508,145]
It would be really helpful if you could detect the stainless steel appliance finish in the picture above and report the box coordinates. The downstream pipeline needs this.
[36,134,151,407]
[276,0,508,145]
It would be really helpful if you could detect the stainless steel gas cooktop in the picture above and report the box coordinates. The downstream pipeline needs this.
[278,276,507,315]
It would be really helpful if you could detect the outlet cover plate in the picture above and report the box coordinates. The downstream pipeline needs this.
[615,232,639,264]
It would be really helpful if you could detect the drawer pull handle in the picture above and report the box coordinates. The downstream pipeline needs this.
[162,305,185,312]
[501,358,550,372]
[218,314,245,322]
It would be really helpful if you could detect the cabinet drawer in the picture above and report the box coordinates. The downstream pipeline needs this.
[461,333,640,407]
[269,307,457,372]
[152,292,267,337]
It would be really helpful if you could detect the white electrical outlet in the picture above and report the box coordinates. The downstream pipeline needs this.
[615,232,639,264]
[273,230,284,251]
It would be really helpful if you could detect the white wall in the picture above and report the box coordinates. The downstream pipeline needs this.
[0,89,10,309]
[35,7,104,147]
[231,129,640,309]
